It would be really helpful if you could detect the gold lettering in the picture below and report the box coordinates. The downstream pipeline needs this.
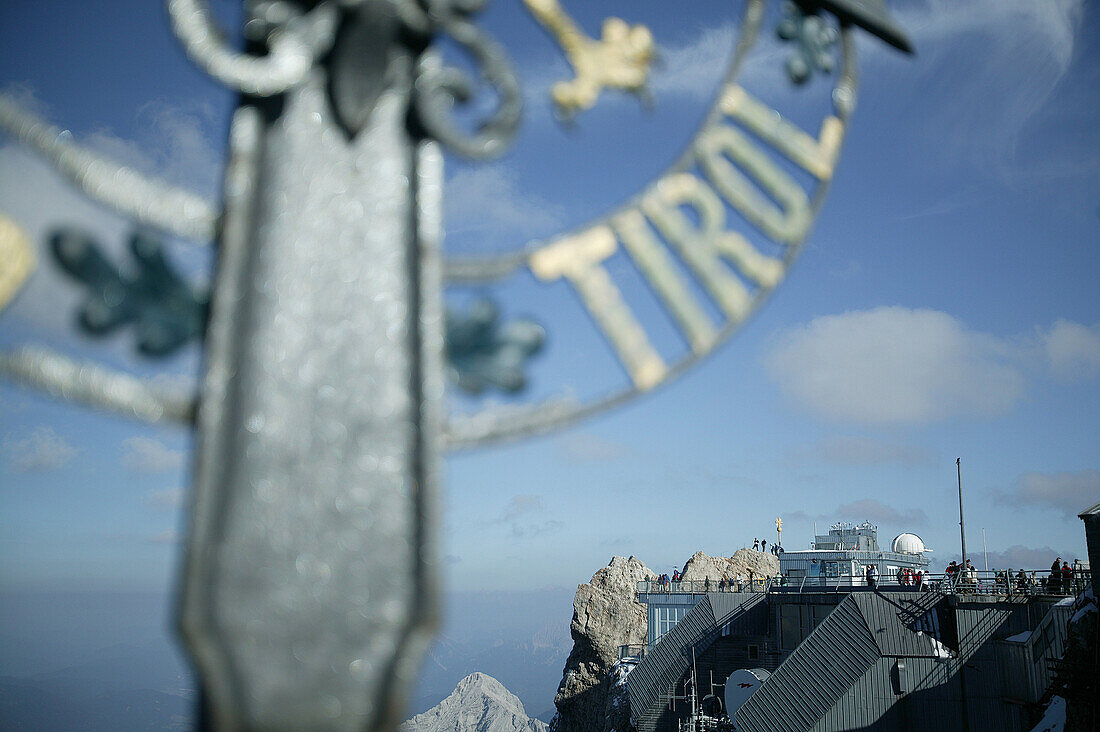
[0,214,35,313]
[530,226,667,390]
[612,208,717,354]
[641,173,784,322]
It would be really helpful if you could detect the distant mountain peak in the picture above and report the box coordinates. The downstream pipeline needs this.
[403,672,548,732]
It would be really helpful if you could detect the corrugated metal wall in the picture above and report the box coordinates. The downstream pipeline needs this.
[736,595,880,732]
[629,593,767,732]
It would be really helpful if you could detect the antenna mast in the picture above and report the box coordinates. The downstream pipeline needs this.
[957,458,968,569]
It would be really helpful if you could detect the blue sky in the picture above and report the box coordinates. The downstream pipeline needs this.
[1,0,1098,622]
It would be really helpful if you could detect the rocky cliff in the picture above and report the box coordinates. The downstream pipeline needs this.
[402,673,547,732]
[550,550,779,731]
[549,556,654,732]
[680,549,779,585]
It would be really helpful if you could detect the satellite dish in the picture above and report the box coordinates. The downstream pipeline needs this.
[725,668,770,728]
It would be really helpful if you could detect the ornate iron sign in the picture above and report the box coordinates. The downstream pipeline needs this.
[444,0,903,448]
[0,0,910,728]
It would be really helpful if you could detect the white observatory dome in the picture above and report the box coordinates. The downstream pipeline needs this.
[892,533,926,554]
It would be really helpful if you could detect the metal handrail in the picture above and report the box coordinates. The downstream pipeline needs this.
[637,578,772,594]
[636,569,1090,597]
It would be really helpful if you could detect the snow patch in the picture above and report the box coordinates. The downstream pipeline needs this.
[1070,601,1096,624]
[917,631,955,659]
[608,659,637,709]
[1029,696,1066,732]
[1070,586,1096,624]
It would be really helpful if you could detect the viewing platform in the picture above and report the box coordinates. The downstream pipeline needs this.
[637,568,1092,599]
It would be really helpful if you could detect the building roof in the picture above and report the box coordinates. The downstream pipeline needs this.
[1079,501,1100,518]
[735,592,950,732]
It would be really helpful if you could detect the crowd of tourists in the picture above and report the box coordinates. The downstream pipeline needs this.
[651,568,768,593]
[940,557,1082,595]
[650,553,1085,596]
[863,563,928,591]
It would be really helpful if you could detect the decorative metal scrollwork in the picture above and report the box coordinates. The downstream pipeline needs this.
[445,299,545,394]
[50,229,208,357]
[778,2,840,84]
[166,0,338,97]
[410,0,522,159]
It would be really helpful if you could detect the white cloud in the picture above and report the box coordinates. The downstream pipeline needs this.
[1000,470,1100,519]
[811,435,933,466]
[3,426,77,472]
[885,0,1088,180]
[835,498,927,528]
[444,164,564,243]
[650,23,737,100]
[493,494,564,539]
[121,437,185,473]
[145,486,185,510]
[83,99,222,198]
[1043,320,1100,381]
[766,307,1024,424]
[502,494,544,521]
[942,545,1076,572]
[787,498,927,529]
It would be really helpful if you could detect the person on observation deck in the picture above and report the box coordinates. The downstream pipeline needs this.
[1061,562,1074,594]
[966,560,978,592]
[865,564,878,590]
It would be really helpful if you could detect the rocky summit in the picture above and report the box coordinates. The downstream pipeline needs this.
[680,548,779,584]
[550,556,655,732]
[550,550,779,731]
[402,672,547,732]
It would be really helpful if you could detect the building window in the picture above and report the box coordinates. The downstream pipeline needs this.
[652,605,688,644]
[747,644,760,660]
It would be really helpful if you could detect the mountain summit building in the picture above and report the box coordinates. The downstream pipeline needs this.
[778,522,930,587]
[628,519,1091,732]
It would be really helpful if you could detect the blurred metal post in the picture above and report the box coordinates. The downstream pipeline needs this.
[178,3,443,728]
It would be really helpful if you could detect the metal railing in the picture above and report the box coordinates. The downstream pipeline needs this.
[930,568,1091,597]
[637,578,773,595]
[618,644,647,661]
[637,570,1091,598]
